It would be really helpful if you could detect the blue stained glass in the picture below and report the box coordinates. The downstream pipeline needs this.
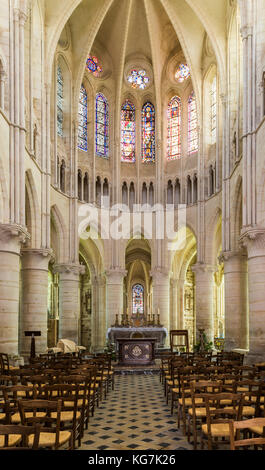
[121,100,135,162]
[142,102,155,162]
[132,284,144,314]
[96,93,109,157]
[175,63,191,83]
[86,56,103,77]
[127,69,150,90]
[57,65,63,137]
[78,84,88,151]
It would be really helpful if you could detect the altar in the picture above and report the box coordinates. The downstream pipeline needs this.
[117,337,156,366]
[107,327,167,350]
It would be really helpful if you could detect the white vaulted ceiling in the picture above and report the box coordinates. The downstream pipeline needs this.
[44,0,229,106]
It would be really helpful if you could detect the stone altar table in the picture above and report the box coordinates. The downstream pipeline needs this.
[107,327,167,350]
[117,338,156,366]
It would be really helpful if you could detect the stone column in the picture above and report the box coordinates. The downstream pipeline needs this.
[170,278,178,331]
[219,251,248,351]
[240,228,265,362]
[91,274,106,352]
[151,269,170,346]
[20,249,53,356]
[192,263,216,343]
[105,269,127,328]
[54,264,85,343]
[0,224,29,355]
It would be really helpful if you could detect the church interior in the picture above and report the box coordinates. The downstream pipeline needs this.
[0,0,265,452]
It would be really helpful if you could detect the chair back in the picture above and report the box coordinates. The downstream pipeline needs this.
[230,418,265,450]
[0,423,41,450]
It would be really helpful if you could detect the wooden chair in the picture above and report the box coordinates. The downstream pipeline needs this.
[170,330,189,354]
[234,379,261,418]
[93,359,108,402]
[73,368,98,425]
[166,356,184,405]
[229,418,265,450]
[188,380,223,449]
[233,365,258,380]
[201,392,244,450]
[0,424,41,450]
[177,372,206,436]
[40,383,83,449]
[58,373,93,435]
[159,353,172,384]
[0,375,18,387]
[1,385,39,424]
[0,353,9,375]
[165,356,186,403]
[103,354,115,392]
[18,399,73,450]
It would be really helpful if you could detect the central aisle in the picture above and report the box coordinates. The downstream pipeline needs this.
[80,374,192,451]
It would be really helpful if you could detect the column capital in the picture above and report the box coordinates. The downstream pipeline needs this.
[53,263,86,276]
[21,248,54,269]
[105,267,127,284]
[21,247,54,258]
[218,250,247,264]
[0,223,30,253]
[150,268,169,284]
[191,263,217,275]
[239,226,265,259]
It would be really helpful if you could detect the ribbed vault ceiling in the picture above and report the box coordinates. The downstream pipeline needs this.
[45,0,230,104]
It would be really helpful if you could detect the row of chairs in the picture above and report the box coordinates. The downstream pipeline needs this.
[0,352,115,450]
[160,352,265,450]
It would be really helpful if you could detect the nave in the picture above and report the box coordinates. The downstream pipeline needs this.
[80,374,192,451]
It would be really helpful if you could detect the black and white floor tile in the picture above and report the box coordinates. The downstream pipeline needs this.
[80,375,192,451]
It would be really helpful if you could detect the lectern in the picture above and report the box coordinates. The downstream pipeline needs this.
[24,331,41,359]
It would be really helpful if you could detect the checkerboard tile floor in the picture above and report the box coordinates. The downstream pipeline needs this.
[80,375,192,451]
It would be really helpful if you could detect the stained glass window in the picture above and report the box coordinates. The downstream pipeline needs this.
[175,63,191,83]
[127,69,150,90]
[167,96,181,160]
[86,55,102,77]
[188,92,198,154]
[142,102,155,162]
[211,76,217,143]
[95,93,109,157]
[121,100,136,162]
[78,84,88,151]
[57,65,63,137]
[132,284,144,314]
